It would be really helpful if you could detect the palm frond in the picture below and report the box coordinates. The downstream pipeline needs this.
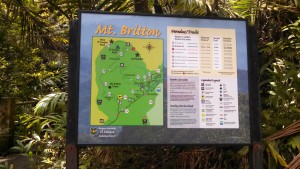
[34,92,67,115]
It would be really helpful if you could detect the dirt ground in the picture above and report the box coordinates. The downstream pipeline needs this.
[0,154,30,169]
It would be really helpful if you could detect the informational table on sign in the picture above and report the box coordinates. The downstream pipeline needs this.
[167,26,239,129]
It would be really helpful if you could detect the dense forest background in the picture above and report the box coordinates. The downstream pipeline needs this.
[0,0,300,168]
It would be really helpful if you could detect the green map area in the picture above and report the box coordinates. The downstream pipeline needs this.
[91,37,164,126]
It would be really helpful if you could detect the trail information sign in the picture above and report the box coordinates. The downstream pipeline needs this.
[70,11,259,145]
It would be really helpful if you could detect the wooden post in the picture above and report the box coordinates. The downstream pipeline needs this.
[66,144,79,169]
[0,97,15,153]
[66,19,79,168]
[250,142,264,169]
[248,26,263,169]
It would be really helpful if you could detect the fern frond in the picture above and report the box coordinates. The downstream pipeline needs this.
[34,92,67,115]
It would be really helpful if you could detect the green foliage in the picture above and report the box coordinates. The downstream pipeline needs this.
[287,134,300,152]
[260,15,300,169]
[0,30,67,98]
[34,92,67,115]
[282,18,300,58]
[161,0,206,15]
[12,93,67,168]
[267,141,288,168]
[261,58,300,135]
[1,0,299,168]
[78,146,249,169]
[0,0,69,98]
[0,161,13,169]
[260,19,300,135]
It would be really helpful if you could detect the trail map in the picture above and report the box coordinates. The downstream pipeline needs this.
[91,37,164,126]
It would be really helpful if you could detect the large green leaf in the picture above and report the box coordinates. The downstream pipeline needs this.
[267,142,288,167]
[34,92,67,115]
[287,134,300,151]
[236,146,249,159]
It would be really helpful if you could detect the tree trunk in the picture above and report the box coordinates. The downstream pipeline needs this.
[0,97,15,153]
[133,0,150,13]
